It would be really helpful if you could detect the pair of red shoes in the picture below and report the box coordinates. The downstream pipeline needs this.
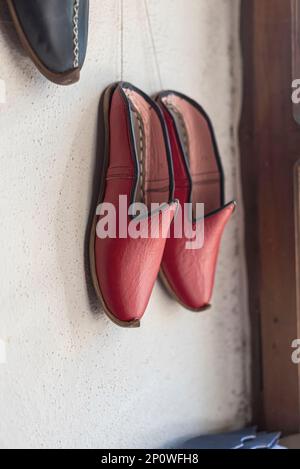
[89,82,236,328]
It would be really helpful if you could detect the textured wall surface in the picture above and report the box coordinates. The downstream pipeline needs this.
[0,0,250,449]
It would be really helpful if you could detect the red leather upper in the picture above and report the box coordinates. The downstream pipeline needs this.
[158,93,235,310]
[162,204,235,310]
[94,85,176,323]
[95,204,177,322]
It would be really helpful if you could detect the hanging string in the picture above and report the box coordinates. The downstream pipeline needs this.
[120,0,124,81]
[143,0,163,89]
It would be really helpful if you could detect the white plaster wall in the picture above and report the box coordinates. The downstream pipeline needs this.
[0,0,250,449]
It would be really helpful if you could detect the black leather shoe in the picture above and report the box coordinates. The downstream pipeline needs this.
[7,0,89,85]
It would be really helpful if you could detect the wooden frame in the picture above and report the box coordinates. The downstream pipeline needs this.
[240,0,300,434]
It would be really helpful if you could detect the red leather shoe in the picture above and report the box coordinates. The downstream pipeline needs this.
[90,83,177,327]
[156,91,236,311]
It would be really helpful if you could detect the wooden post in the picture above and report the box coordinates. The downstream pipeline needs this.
[240,0,300,434]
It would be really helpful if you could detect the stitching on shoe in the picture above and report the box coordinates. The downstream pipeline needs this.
[166,101,189,157]
[132,109,145,202]
[73,0,80,68]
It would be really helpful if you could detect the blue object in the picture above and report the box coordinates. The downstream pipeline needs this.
[180,427,284,450]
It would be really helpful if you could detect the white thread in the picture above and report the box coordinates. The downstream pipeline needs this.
[120,0,124,80]
[143,0,163,89]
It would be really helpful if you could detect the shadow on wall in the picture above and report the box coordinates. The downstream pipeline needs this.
[53,97,108,328]
[83,90,107,314]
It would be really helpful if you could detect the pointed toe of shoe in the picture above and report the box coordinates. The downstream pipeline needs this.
[103,309,141,329]
[161,266,213,312]
[161,203,236,311]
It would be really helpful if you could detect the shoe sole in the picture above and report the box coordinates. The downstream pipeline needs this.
[6,0,81,86]
[88,84,140,328]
